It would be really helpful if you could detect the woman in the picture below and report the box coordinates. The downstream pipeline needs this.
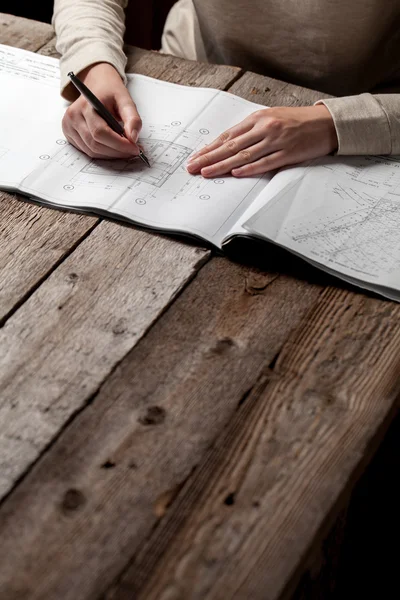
[53,0,400,178]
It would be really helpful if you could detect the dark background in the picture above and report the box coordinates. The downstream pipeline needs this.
[1,0,176,49]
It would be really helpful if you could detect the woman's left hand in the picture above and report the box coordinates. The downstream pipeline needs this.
[186,105,338,178]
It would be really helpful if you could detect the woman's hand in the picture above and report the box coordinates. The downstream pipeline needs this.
[186,105,338,178]
[62,63,142,159]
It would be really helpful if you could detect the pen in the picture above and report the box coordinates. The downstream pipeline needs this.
[67,71,150,167]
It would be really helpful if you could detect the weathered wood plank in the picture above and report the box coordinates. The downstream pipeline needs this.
[39,38,242,87]
[125,46,242,88]
[0,23,99,323]
[0,222,209,499]
[108,289,400,600]
[0,195,97,323]
[0,31,239,324]
[35,35,59,58]
[228,70,332,106]
[0,13,54,50]
[0,33,242,500]
[2,15,392,600]
[0,259,322,600]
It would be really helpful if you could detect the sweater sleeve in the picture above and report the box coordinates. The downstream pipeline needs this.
[316,93,400,155]
[52,0,128,101]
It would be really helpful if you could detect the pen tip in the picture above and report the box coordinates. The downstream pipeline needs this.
[68,71,74,78]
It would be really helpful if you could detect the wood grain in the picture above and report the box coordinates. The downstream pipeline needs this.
[36,35,59,58]
[0,195,97,323]
[39,39,242,88]
[109,289,400,600]
[0,13,54,50]
[0,30,238,324]
[228,70,332,106]
[0,22,100,323]
[2,13,398,600]
[0,222,209,500]
[0,22,242,502]
[125,45,241,88]
[0,259,321,600]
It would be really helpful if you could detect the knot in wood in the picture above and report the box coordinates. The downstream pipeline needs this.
[112,319,127,335]
[62,488,86,513]
[138,405,166,426]
[245,273,277,295]
[212,337,236,354]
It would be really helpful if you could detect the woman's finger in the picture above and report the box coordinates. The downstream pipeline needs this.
[189,118,254,161]
[65,118,131,159]
[187,129,265,174]
[114,92,143,143]
[83,104,139,156]
[231,150,287,177]
[65,128,103,158]
[74,114,139,158]
[199,139,275,177]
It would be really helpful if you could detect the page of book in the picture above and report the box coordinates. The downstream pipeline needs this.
[243,155,400,299]
[0,44,272,247]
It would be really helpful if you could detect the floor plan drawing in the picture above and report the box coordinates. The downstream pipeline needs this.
[76,138,192,188]
[42,123,209,195]
[21,117,265,244]
[32,122,231,213]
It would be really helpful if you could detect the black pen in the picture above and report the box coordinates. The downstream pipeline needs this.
[67,71,150,167]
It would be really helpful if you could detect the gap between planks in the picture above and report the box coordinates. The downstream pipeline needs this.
[0,258,323,600]
[105,288,400,600]
[0,16,241,502]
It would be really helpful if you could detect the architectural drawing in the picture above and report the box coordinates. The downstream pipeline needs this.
[283,159,400,276]
[41,123,219,204]
[77,138,192,188]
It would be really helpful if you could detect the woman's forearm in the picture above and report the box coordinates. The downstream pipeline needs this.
[317,93,398,155]
[52,0,128,100]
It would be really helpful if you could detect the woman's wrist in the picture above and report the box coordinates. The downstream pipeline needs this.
[78,62,123,87]
[312,103,338,154]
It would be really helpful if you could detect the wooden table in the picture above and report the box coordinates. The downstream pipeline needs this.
[1,13,400,600]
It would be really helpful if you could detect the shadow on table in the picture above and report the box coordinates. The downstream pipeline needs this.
[14,194,385,302]
[223,235,383,301]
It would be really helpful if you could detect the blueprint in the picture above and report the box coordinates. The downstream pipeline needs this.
[0,45,269,246]
[244,155,400,295]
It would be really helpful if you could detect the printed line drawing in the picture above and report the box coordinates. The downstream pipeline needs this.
[39,123,217,205]
[79,138,192,188]
[286,161,400,275]
[28,119,264,241]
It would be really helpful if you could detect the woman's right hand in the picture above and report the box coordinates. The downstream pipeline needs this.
[62,62,142,159]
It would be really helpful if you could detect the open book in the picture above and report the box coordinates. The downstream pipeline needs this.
[1,44,400,301]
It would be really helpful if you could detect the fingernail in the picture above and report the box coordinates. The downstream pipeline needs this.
[131,130,138,143]
[188,154,198,162]
[187,159,200,173]
[201,167,213,177]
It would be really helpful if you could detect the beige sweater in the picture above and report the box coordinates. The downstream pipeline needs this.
[52,0,400,155]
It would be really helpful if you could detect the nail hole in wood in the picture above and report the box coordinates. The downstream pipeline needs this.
[138,405,166,426]
[213,337,235,354]
[62,488,86,513]
[224,492,235,506]
[101,460,116,469]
